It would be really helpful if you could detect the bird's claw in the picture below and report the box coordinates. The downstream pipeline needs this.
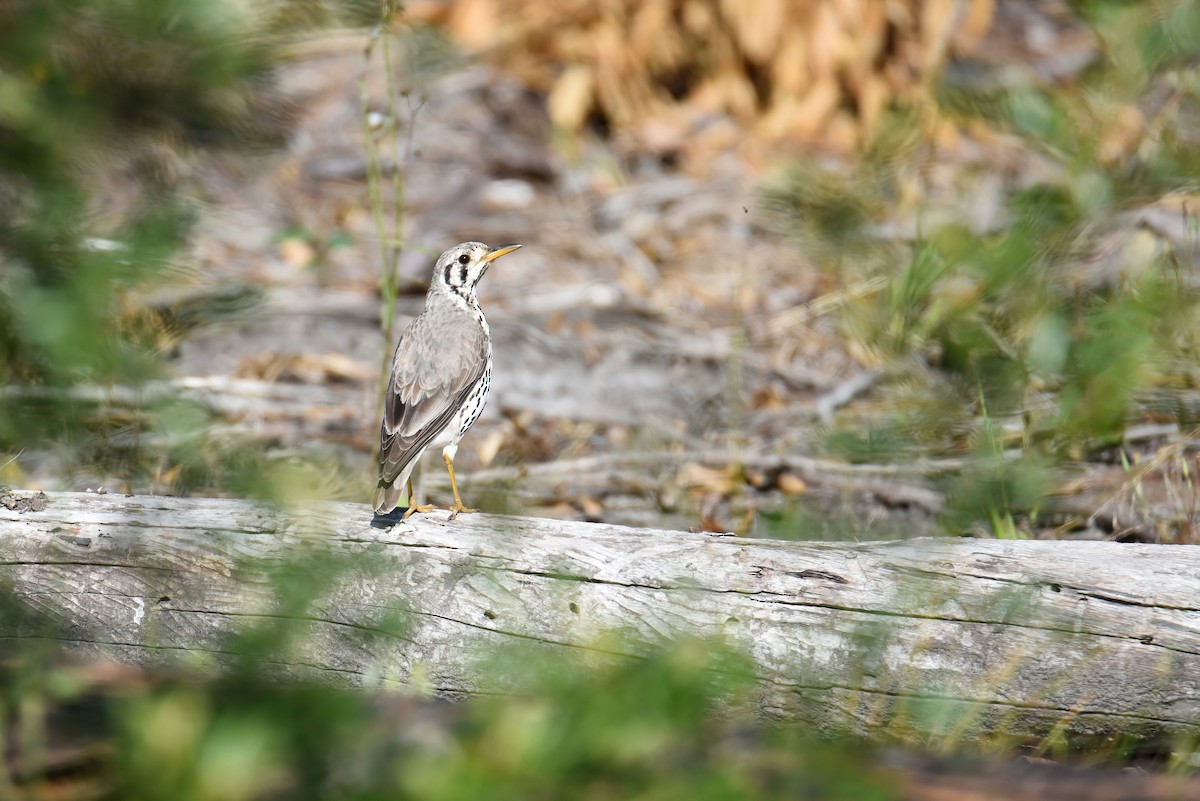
[401,503,438,520]
[447,503,478,520]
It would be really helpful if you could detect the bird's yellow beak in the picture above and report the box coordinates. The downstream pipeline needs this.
[483,243,522,263]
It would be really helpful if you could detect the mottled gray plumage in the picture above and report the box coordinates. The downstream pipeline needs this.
[374,241,521,518]
[377,300,488,492]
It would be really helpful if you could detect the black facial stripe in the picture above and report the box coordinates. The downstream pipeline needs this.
[458,263,469,286]
[443,261,453,287]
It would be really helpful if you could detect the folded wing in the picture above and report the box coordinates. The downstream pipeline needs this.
[378,310,488,486]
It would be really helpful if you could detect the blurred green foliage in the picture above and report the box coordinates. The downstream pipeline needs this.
[0,0,294,492]
[0,0,393,501]
[0,0,286,374]
[101,646,868,801]
[391,644,890,801]
[768,0,1200,535]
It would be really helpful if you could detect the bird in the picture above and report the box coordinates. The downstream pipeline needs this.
[373,241,522,524]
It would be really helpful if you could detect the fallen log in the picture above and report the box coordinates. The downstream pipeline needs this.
[0,491,1197,745]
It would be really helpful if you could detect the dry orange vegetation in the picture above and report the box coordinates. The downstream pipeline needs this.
[410,0,995,153]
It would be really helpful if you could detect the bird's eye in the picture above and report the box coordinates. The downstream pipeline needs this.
[458,254,470,265]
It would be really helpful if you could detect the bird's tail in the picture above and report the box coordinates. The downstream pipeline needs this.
[373,481,405,514]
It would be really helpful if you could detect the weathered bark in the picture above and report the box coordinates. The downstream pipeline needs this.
[1,491,1197,743]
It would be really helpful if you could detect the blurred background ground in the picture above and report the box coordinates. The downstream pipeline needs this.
[6,0,1200,543]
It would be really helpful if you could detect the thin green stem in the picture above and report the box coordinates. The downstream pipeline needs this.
[359,24,391,405]
[381,30,404,352]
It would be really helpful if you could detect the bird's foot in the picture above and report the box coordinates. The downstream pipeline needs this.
[401,502,438,520]
[447,502,478,520]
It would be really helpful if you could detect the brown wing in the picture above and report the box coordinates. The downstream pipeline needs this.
[378,306,488,486]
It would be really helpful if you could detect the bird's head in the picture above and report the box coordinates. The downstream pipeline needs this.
[432,241,522,306]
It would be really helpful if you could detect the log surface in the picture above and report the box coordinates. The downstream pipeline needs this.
[1,492,1198,742]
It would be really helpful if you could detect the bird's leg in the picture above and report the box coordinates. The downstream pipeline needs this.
[444,451,477,519]
[401,477,437,519]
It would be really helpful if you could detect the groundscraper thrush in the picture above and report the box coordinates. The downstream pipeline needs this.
[373,241,522,523]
